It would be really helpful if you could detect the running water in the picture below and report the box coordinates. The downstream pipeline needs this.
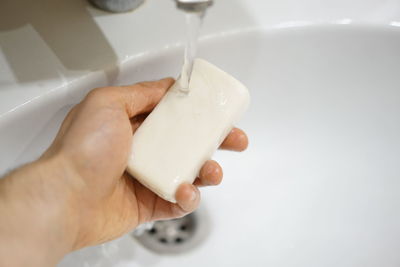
[179,11,205,90]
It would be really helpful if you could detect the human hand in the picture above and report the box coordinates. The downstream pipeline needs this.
[0,78,248,266]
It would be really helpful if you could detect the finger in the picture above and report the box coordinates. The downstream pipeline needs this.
[220,128,249,151]
[175,183,200,214]
[194,160,223,187]
[85,78,174,118]
[123,78,175,117]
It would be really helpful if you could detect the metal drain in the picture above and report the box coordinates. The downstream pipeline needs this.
[133,209,209,254]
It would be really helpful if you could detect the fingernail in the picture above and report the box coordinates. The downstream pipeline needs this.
[190,189,198,202]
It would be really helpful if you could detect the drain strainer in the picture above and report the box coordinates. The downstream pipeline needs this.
[133,209,209,254]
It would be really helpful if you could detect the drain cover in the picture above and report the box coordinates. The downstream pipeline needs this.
[133,209,209,254]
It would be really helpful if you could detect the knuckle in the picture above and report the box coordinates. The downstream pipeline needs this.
[172,205,189,218]
[85,88,102,101]
[86,87,106,99]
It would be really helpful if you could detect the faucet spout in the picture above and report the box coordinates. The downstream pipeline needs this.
[89,0,144,13]
[175,0,213,13]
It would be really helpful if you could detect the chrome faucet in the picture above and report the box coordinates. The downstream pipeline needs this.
[175,0,213,13]
[90,0,213,13]
[89,0,144,13]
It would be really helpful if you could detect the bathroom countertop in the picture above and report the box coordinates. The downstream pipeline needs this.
[1,0,400,118]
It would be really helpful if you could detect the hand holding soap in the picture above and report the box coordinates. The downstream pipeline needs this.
[127,59,250,202]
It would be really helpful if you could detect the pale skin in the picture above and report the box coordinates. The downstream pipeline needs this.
[0,78,248,267]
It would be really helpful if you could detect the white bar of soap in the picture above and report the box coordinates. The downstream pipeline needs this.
[127,59,250,202]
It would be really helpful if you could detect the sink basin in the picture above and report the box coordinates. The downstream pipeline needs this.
[1,23,400,266]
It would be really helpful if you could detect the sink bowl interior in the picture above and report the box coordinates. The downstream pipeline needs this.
[1,25,400,267]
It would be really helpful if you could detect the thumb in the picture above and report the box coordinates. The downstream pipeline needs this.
[122,78,174,117]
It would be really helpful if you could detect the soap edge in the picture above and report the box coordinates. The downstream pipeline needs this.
[126,164,178,203]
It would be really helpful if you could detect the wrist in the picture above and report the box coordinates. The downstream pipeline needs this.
[0,155,80,265]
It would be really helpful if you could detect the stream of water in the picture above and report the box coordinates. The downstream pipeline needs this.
[179,11,205,90]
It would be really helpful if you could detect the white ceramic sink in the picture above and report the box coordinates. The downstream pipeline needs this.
[2,1,400,267]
